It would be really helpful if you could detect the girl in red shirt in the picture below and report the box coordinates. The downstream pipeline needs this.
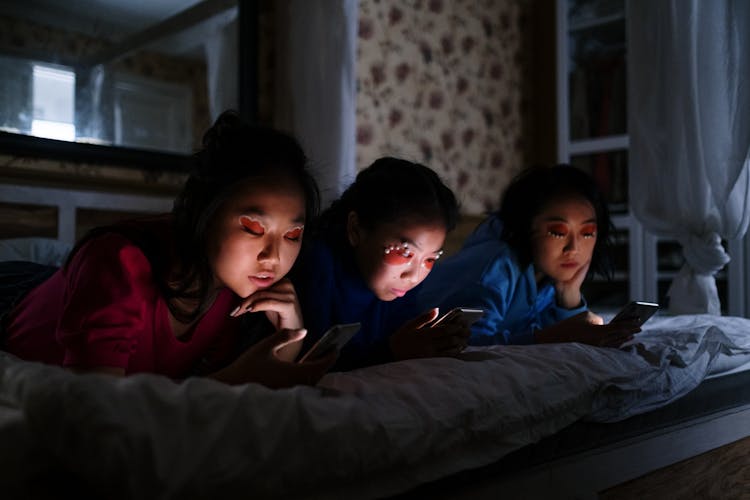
[1,110,334,387]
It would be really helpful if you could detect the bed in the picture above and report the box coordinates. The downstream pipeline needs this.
[2,184,749,499]
[1,312,749,499]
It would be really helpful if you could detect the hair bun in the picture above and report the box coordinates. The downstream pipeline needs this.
[202,109,243,149]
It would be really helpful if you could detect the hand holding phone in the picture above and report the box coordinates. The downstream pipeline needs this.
[427,307,484,328]
[297,323,361,363]
[609,301,659,326]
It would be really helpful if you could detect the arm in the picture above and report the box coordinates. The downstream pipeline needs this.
[535,261,638,346]
[388,308,471,360]
[208,328,335,387]
[57,234,152,373]
[229,278,305,362]
[533,312,640,347]
[423,273,537,345]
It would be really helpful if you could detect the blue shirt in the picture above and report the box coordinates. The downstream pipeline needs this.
[417,216,587,345]
[292,238,422,370]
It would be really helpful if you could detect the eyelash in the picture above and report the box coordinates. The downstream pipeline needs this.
[546,228,597,239]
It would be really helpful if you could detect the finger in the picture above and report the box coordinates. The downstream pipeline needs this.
[413,308,440,330]
[248,297,298,314]
[272,328,308,354]
[229,299,253,317]
[587,313,604,325]
[235,283,298,316]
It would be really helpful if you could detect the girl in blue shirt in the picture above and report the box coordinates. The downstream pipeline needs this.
[292,157,469,370]
[419,165,640,347]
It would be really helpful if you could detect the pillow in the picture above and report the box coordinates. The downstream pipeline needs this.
[0,238,72,267]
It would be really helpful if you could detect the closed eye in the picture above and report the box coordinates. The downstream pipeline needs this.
[581,223,597,239]
[240,217,265,236]
[284,226,304,242]
[546,223,568,238]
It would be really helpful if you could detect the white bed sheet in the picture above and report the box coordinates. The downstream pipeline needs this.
[0,237,72,266]
[0,314,748,499]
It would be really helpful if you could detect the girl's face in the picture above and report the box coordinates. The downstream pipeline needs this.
[208,178,306,298]
[530,196,597,283]
[348,214,447,301]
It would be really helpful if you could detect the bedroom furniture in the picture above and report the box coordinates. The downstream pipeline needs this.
[403,362,750,498]
[554,0,744,316]
[0,183,174,245]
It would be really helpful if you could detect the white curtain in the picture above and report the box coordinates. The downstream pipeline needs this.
[274,0,358,208]
[627,0,750,315]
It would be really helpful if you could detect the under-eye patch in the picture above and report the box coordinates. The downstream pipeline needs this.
[422,255,439,270]
[284,226,304,241]
[383,243,443,269]
[383,242,414,265]
[240,216,266,236]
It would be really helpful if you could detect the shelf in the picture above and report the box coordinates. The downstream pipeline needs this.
[569,135,628,154]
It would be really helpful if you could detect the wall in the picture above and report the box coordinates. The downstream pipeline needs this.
[355,0,538,215]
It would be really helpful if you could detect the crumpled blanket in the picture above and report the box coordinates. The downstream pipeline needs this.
[0,314,748,499]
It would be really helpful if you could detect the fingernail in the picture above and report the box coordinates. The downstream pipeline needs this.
[229,306,240,317]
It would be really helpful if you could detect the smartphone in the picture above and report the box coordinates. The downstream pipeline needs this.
[609,301,659,326]
[297,322,361,363]
[428,307,484,328]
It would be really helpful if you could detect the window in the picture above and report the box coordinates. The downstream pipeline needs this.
[30,64,76,141]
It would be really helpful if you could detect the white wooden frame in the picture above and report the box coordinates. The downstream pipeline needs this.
[0,183,174,246]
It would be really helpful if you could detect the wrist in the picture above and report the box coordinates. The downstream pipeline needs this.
[556,290,582,309]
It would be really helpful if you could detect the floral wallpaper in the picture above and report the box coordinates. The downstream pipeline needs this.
[356,0,530,215]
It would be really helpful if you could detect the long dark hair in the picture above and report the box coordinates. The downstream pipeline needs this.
[67,110,319,322]
[495,164,614,279]
[316,156,459,249]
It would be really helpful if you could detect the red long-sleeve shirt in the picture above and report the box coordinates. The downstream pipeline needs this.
[4,229,241,378]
